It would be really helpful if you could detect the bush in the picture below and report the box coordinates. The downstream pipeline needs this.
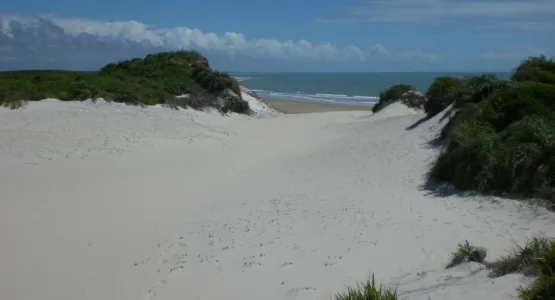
[512,55,555,85]
[427,56,555,201]
[432,116,555,198]
[431,121,501,191]
[218,91,251,114]
[424,76,462,117]
[476,82,555,132]
[0,51,249,114]
[439,75,511,139]
[372,84,414,113]
[399,91,427,110]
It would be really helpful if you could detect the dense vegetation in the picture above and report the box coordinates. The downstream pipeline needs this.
[0,51,250,114]
[430,56,555,202]
[374,56,555,203]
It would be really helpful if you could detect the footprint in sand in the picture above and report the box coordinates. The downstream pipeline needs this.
[281,262,293,268]
[243,261,263,268]
[287,287,316,297]
[324,255,343,267]
[144,288,157,299]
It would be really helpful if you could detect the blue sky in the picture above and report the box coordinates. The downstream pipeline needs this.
[2,0,555,71]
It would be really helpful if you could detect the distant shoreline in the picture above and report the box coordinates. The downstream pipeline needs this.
[263,98,373,114]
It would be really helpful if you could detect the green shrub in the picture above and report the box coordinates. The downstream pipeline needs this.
[424,76,462,117]
[220,94,250,114]
[440,75,511,139]
[432,116,555,198]
[519,240,555,300]
[373,84,415,113]
[512,55,555,85]
[477,82,555,132]
[400,91,427,110]
[431,121,501,191]
[0,51,249,114]
[427,56,555,201]
[489,237,552,278]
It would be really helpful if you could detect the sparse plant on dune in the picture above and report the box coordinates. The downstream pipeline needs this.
[335,273,398,300]
[446,240,488,268]
[441,237,555,300]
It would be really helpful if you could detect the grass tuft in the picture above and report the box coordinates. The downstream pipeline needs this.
[446,240,488,268]
[489,237,552,278]
[335,273,398,300]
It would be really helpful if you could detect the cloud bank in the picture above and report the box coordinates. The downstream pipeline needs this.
[0,14,440,63]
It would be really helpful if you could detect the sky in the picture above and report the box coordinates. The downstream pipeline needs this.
[1,0,555,72]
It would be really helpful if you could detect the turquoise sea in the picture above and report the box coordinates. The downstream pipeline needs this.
[232,72,510,106]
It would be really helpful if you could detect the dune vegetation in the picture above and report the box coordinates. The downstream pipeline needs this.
[372,84,415,113]
[375,56,555,204]
[335,237,555,300]
[346,56,555,299]
[428,56,555,203]
[0,51,250,114]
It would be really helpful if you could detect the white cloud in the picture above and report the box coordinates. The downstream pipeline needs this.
[320,0,555,28]
[0,14,441,63]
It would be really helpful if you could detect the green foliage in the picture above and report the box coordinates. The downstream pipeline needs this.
[446,240,488,269]
[440,75,510,139]
[489,237,552,278]
[428,56,555,202]
[219,93,251,115]
[519,271,555,300]
[488,237,555,300]
[335,274,397,300]
[512,55,555,85]
[432,116,555,198]
[477,82,555,132]
[373,84,415,113]
[445,237,555,300]
[424,76,462,117]
[0,51,250,114]
[518,239,555,300]
[431,121,501,191]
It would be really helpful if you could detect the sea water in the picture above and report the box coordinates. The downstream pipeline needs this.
[232,72,510,106]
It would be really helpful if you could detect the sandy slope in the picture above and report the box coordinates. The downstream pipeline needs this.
[1,100,554,300]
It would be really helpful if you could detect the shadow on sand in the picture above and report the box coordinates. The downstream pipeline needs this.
[405,116,430,130]
[419,178,479,198]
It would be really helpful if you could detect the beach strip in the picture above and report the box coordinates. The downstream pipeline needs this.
[263,98,373,114]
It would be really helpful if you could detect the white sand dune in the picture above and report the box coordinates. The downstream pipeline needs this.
[1,99,553,300]
[240,86,280,117]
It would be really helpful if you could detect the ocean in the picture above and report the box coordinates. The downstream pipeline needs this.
[232,72,510,106]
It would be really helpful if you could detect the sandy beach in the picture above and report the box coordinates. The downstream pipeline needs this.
[1,95,553,300]
[263,99,373,114]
